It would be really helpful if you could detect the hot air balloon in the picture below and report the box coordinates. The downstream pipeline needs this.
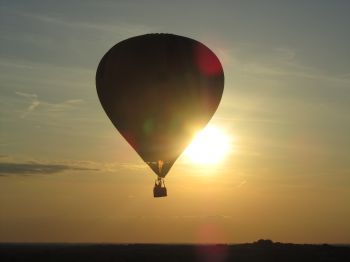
[96,34,224,197]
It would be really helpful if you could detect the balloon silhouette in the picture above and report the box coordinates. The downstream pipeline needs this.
[96,33,224,179]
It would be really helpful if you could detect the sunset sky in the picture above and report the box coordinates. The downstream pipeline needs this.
[1,0,349,244]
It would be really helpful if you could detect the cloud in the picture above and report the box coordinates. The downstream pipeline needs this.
[96,161,147,173]
[229,45,350,85]
[45,99,84,113]
[15,91,40,118]
[15,91,83,118]
[0,158,151,176]
[0,162,98,176]
[12,9,156,37]
[236,180,247,188]
[15,91,38,99]
[0,155,11,161]
[28,100,40,111]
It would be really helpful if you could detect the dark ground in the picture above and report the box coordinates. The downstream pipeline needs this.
[1,240,349,262]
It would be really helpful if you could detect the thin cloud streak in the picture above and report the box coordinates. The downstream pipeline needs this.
[0,158,150,176]
[15,91,40,118]
[227,45,350,85]
[5,7,156,37]
[15,91,84,118]
[0,162,98,176]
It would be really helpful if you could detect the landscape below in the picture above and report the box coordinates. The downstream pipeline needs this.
[1,240,349,262]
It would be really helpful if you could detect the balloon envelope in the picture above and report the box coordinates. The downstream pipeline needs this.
[96,34,224,177]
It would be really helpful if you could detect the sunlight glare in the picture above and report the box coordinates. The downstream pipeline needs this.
[184,125,232,165]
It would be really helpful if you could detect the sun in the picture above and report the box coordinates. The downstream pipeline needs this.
[184,125,232,165]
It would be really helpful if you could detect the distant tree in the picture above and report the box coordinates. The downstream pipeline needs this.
[255,239,274,246]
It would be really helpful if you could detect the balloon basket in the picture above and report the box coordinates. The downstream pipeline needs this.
[153,178,167,198]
